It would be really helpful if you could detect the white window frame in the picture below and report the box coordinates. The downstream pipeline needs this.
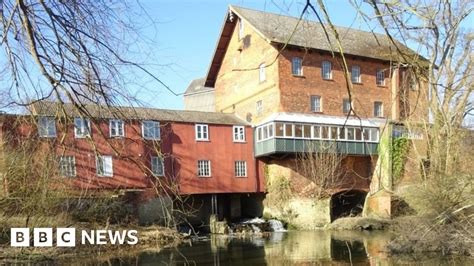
[96,155,113,177]
[197,160,211,177]
[235,161,247,177]
[311,95,322,112]
[376,69,385,86]
[195,124,209,141]
[374,101,384,117]
[74,117,91,138]
[343,99,351,114]
[151,156,164,176]
[256,100,263,115]
[351,65,361,83]
[142,120,161,140]
[233,126,245,142]
[59,156,76,177]
[38,116,56,138]
[322,61,332,80]
[238,18,244,40]
[109,119,124,137]
[259,63,266,82]
[292,57,303,76]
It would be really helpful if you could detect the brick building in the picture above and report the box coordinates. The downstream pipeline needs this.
[0,101,264,224]
[198,5,429,225]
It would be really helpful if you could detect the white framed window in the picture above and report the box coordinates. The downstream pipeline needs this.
[96,155,113,177]
[142,120,160,140]
[235,161,247,177]
[376,69,385,86]
[109,119,124,137]
[351,65,361,83]
[311,95,322,112]
[343,98,351,114]
[38,116,56,137]
[292,57,303,76]
[363,128,379,142]
[238,19,244,40]
[256,100,263,115]
[233,126,245,142]
[197,160,211,177]
[74,117,91,138]
[322,61,332,79]
[151,156,164,176]
[59,156,76,177]
[374,101,384,117]
[259,63,266,82]
[195,124,209,141]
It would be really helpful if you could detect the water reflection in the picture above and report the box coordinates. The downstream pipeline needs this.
[76,231,471,265]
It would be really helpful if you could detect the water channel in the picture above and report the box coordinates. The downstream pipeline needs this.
[74,230,471,265]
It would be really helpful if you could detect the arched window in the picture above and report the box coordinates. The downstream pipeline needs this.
[292,57,303,76]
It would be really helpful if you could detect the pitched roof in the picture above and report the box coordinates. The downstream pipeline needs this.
[205,5,425,87]
[29,101,249,126]
[184,77,214,96]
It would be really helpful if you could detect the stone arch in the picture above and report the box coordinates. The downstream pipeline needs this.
[330,190,367,221]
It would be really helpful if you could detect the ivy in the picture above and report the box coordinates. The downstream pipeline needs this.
[391,137,410,181]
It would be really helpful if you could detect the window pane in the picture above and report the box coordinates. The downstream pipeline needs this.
[347,128,355,140]
[355,128,362,141]
[321,126,329,139]
[313,125,321,139]
[295,124,303,138]
[330,127,338,140]
[284,124,293,137]
[303,125,311,138]
[275,123,284,137]
[339,127,346,140]
[292,57,302,76]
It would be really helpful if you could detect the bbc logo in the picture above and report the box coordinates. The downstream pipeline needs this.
[11,228,76,247]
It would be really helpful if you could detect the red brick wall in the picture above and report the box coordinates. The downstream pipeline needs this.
[278,48,394,119]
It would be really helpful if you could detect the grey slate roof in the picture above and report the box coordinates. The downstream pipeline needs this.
[184,77,214,96]
[30,101,248,126]
[231,5,422,63]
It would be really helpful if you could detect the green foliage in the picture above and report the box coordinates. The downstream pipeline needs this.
[391,137,410,181]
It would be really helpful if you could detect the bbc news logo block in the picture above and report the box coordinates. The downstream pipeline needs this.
[11,228,76,247]
[56,228,76,247]
[11,228,30,247]
[10,228,137,247]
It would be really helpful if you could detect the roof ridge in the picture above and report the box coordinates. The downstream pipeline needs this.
[229,4,387,39]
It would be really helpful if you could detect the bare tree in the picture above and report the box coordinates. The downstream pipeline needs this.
[296,142,347,199]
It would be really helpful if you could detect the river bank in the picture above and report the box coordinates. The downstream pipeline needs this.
[0,223,183,263]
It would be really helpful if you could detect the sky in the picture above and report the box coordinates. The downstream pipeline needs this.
[132,0,377,110]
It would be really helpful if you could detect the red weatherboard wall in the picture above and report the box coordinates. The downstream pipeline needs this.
[0,115,264,195]
[167,123,264,194]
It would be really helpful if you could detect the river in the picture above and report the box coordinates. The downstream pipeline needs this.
[74,230,471,265]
